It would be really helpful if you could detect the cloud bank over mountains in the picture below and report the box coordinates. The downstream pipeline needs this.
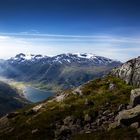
[0,32,139,61]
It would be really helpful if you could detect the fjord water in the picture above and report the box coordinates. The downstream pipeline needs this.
[23,86,54,103]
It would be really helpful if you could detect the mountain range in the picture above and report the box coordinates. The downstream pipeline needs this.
[0,53,121,91]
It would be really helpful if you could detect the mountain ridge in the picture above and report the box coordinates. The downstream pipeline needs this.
[9,53,121,65]
[111,56,140,87]
[0,53,121,91]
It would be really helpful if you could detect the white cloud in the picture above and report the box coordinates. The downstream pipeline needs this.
[0,32,139,61]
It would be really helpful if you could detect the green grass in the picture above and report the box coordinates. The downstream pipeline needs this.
[80,76,134,111]
[0,76,135,140]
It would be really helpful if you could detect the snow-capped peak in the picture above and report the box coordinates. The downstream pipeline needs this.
[9,53,121,65]
[24,54,44,60]
[11,53,46,62]
[71,53,96,59]
[24,54,34,60]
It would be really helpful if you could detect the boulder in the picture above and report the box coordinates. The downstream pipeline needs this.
[130,89,140,107]
[55,125,71,139]
[115,105,140,126]
[84,99,94,106]
[69,125,80,134]
[31,129,38,134]
[91,122,97,128]
[108,122,120,131]
[102,110,111,116]
[101,116,107,121]
[55,94,66,102]
[0,116,14,134]
[109,83,115,90]
[25,104,43,115]
[6,112,20,118]
[63,116,75,126]
[72,87,83,96]
[111,57,140,88]
[127,105,132,110]
[117,104,126,112]
[75,119,82,126]
[85,130,91,134]
[96,119,102,126]
[84,114,91,122]
[108,112,114,117]
[32,104,43,112]
[130,122,139,129]
[84,123,91,130]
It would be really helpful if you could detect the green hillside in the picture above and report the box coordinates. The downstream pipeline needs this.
[0,76,137,140]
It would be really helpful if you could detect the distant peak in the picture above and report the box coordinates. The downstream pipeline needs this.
[11,53,47,62]
[73,53,96,59]
[9,53,121,65]
[15,53,25,58]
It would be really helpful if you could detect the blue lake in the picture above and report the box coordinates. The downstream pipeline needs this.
[23,86,54,103]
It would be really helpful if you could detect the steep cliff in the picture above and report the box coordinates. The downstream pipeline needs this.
[111,56,140,87]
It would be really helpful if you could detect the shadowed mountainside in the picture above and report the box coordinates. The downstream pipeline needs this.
[0,81,29,117]
[0,53,121,91]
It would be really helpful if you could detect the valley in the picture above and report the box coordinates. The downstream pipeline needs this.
[0,76,55,103]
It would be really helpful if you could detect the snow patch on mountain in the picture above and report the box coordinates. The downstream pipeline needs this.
[73,53,96,59]
[9,53,121,65]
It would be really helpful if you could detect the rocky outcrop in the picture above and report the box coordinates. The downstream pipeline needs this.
[112,57,140,87]
[72,87,83,96]
[130,122,139,129]
[109,88,140,132]
[54,107,116,140]
[115,105,140,126]
[130,89,140,107]
[109,57,140,132]
[109,105,140,130]
[109,83,116,90]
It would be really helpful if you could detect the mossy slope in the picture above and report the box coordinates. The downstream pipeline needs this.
[0,76,136,140]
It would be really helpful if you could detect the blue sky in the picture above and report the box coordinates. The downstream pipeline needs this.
[0,0,140,61]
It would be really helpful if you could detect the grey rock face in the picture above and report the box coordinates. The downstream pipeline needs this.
[117,104,127,112]
[109,83,116,90]
[63,116,75,126]
[112,57,140,87]
[130,122,139,129]
[110,105,140,128]
[130,89,140,107]
[84,114,91,122]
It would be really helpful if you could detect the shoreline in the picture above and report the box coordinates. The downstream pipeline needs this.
[0,77,57,101]
[25,85,56,93]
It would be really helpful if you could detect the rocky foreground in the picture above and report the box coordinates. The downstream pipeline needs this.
[112,56,140,87]
[0,76,137,140]
[0,56,140,140]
